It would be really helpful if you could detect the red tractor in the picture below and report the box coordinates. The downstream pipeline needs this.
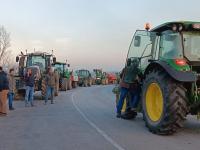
[106,73,117,84]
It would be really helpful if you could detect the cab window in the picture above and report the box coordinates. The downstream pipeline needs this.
[160,30,183,59]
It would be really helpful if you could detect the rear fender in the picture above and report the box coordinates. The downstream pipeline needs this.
[144,61,196,82]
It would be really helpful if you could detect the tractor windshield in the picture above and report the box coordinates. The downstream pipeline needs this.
[183,31,200,61]
[27,56,47,71]
[160,31,183,59]
[79,70,88,77]
[54,64,64,73]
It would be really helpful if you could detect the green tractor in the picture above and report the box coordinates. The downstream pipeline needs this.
[93,69,108,85]
[123,21,200,135]
[52,62,72,91]
[76,69,92,87]
[15,51,56,99]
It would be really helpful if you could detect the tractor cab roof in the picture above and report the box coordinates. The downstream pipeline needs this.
[19,51,53,57]
[53,62,66,65]
[150,21,200,33]
[28,51,52,56]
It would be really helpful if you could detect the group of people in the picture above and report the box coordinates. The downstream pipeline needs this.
[0,66,59,117]
[0,66,15,116]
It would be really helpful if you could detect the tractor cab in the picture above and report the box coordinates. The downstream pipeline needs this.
[16,51,56,76]
[52,62,70,78]
[126,21,200,81]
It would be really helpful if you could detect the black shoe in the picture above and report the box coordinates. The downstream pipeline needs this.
[31,104,35,107]
[9,107,15,111]
[0,112,7,116]
[116,113,121,118]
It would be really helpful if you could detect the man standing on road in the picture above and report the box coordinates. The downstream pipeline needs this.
[116,58,141,118]
[0,66,9,116]
[8,68,16,110]
[45,67,57,104]
[24,68,35,107]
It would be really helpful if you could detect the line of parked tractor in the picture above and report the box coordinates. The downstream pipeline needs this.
[14,51,119,100]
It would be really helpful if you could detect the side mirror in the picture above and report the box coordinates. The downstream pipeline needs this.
[127,58,131,66]
[53,57,56,63]
[67,64,70,67]
[16,56,19,62]
[134,36,141,47]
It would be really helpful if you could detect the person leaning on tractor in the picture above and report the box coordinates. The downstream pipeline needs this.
[24,68,35,107]
[45,67,57,104]
[8,68,16,110]
[116,58,141,118]
[0,66,9,116]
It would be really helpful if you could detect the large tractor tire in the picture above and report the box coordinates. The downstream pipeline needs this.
[67,79,72,90]
[83,80,88,87]
[101,79,106,85]
[54,81,59,96]
[105,78,109,85]
[88,79,92,87]
[61,78,67,91]
[41,79,46,100]
[72,81,78,88]
[14,90,25,100]
[142,71,188,135]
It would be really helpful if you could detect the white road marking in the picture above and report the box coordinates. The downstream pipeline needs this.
[71,93,126,150]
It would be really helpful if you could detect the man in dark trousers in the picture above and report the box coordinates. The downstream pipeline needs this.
[0,66,9,116]
[116,58,141,118]
[24,68,35,107]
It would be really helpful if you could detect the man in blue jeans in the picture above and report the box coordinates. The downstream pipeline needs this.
[45,67,57,104]
[8,68,16,110]
[24,69,35,107]
[116,58,141,118]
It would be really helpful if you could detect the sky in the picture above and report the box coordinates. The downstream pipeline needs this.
[0,0,199,71]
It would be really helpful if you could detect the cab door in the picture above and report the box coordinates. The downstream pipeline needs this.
[124,30,155,83]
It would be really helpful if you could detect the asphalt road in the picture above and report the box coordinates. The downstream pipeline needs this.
[0,85,200,150]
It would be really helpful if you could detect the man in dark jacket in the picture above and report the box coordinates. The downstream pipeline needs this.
[24,68,35,107]
[116,58,141,118]
[0,66,9,116]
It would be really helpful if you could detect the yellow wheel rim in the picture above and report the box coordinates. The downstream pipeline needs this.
[146,83,164,122]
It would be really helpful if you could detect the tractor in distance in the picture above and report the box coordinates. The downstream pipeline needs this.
[71,70,79,88]
[122,21,200,135]
[52,61,72,91]
[93,69,108,85]
[76,69,92,87]
[15,51,56,99]
[106,72,117,84]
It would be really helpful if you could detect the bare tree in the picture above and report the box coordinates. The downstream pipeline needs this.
[0,26,11,65]
[1,50,14,68]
